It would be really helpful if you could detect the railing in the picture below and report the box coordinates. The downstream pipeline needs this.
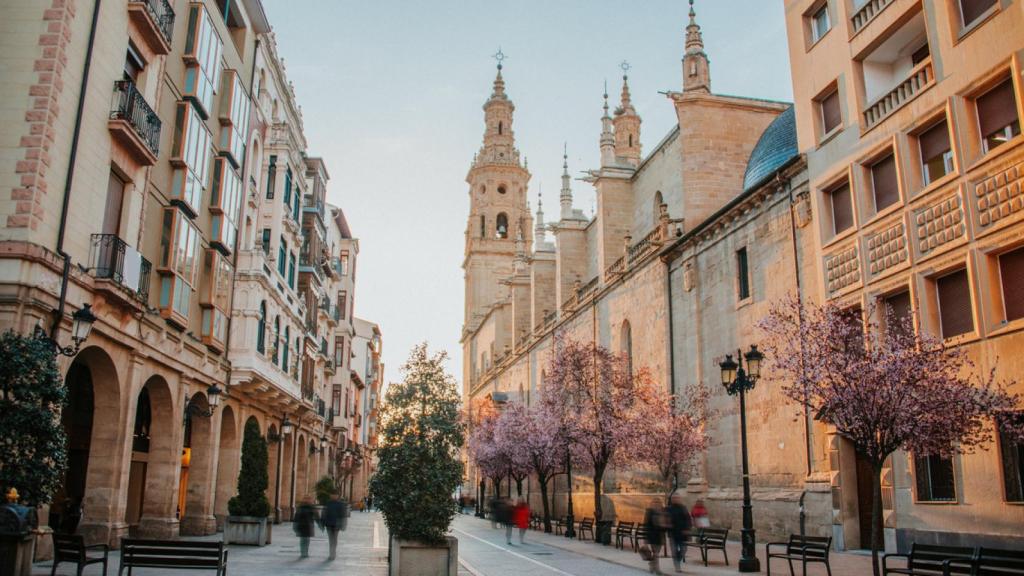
[862,59,933,130]
[850,0,894,35]
[130,0,175,45]
[604,256,625,280]
[111,80,161,155]
[303,194,325,216]
[90,234,152,301]
[578,276,599,301]
[628,226,665,263]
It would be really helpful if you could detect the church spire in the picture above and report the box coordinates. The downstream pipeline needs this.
[613,61,641,166]
[683,0,711,93]
[476,48,522,168]
[490,51,507,101]
[560,143,575,219]
[535,189,546,242]
[600,82,616,167]
[616,62,636,116]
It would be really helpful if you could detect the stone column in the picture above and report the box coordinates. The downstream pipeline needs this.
[136,373,184,539]
[180,396,221,536]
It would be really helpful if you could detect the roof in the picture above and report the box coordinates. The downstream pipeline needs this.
[742,106,797,193]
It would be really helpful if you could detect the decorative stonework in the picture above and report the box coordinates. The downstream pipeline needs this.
[866,220,908,277]
[824,243,860,296]
[914,193,964,256]
[974,161,1024,230]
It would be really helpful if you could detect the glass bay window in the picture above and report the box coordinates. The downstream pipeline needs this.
[170,101,213,217]
[219,69,250,168]
[183,3,223,119]
[158,207,201,327]
[210,157,242,255]
[200,249,232,350]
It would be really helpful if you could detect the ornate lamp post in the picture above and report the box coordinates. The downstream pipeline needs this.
[564,446,576,539]
[184,384,223,419]
[270,415,293,523]
[719,345,764,572]
[33,303,97,357]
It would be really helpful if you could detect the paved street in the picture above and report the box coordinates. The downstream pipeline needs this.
[37,511,881,576]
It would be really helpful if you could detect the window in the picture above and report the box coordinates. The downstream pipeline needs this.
[335,336,345,367]
[283,166,292,207]
[736,247,751,300]
[621,320,632,376]
[936,268,974,338]
[959,0,997,28]
[498,186,507,195]
[103,171,126,236]
[332,384,342,416]
[919,118,953,185]
[999,246,1024,322]
[859,11,929,106]
[218,70,250,167]
[340,251,350,276]
[998,414,1024,502]
[819,88,842,135]
[480,215,486,238]
[183,4,223,118]
[157,207,201,326]
[339,291,347,320]
[288,252,296,288]
[827,180,854,235]
[210,158,242,255]
[883,289,913,338]
[260,228,270,254]
[498,121,503,135]
[977,79,1021,154]
[170,101,212,217]
[283,325,290,371]
[278,237,286,277]
[811,3,830,43]
[200,249,232,349]
[870,153,899,212]
[496,212,509,238]
[266,155,276,199]
[914,454,956,502]
[124,42,145,82]
[257,301,267,354]
[272,316,280,363]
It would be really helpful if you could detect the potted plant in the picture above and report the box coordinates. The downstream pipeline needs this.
[0,331,68,576]
[370,344,463,576]
[225,419,271,546]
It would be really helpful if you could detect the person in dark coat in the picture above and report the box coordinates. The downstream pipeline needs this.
[643,504,669,575]
[667,492,692,572]
[293,496,320,559]
[321,492,349,560]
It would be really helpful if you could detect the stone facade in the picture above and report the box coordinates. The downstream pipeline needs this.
[0,0,381,557]
[784,0,1024,550]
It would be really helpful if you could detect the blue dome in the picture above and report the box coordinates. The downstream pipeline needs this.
[742,106,798,193]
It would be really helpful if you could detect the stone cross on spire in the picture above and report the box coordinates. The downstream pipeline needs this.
[490,48,508,99]
[617,60,635,115]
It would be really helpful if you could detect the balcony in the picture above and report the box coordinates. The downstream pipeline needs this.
[858,9,933,132]
[850,0,895,36]
[863,58,933,131]
[127,0,174,55]
[109,80,161,165]
[299,252,325,284]
[89,234,152,305]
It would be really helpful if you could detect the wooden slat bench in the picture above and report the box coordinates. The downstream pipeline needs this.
[969,547,1024,576]
[577,517,594,541]
[883,543,976,576]
[613,521,635,550]
[696,527,729,566]
[766,534,832,576]
[553,516,567,535]
[118,539,228,575]
[51,533,109,576]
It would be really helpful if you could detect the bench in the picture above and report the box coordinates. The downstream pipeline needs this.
[766,534,832,576]
[695,527,729,567]
[577,517,594,541]
[883,543,976,575]
[614,521,636,550]
[51,533,109,576]
[969,547,1024,576]
[118,539,228,575]
[634,525,669,557]
[553,516,567,535]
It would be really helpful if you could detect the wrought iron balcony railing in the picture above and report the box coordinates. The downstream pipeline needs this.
[90,233,152,301]
[111,80,161,156]
[130,0,175,45]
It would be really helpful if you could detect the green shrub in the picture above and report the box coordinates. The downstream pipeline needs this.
[227,418,271,517]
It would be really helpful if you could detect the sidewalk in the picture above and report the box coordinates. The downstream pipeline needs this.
[454,513,874,576]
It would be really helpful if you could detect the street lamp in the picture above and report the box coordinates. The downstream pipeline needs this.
[184,384,223,419]
[34,303,97,357]
[719,344,763,573]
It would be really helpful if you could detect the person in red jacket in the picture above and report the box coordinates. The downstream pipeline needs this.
[512,498,530,544]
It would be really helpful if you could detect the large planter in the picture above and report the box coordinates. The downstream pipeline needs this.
[596,520,614,545]
[0,504,36,576]
[389,536,458,576]
[224,516,270,546]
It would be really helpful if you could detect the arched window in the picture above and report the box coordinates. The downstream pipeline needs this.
[498,121,503,135]
[621,320,633,376]
[283,326,290,371]
[273,316,280,363]
[480,215,486,238]
[497,185,507,195]
[629,134,633,148]
[654,191,664,215]
[257,301,267,354]
[496,213,509,239]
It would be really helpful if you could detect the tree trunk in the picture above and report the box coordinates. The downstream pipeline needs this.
[593,472,604,522]
[494,478,502,501]
[871,462,884,576]
[515,478,523,498]
[539,475,552,533]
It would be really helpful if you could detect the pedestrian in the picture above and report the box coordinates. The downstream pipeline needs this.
[321,491,349,561]
[498,498,515,544]
[691,499,710,529]
[513,498,530,544]
[667,492,692,572]
[489,496,499,529]
[293,495,320,559]
[642,503,669,575]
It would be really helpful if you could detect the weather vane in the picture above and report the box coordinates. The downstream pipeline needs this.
[620,60,631,78]
[493,48,507,70]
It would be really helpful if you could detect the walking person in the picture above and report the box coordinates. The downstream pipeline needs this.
[513,498,530,544]
[667,492,692,573]
[642,503,669,575]
[499,498,515,544]
[293,496,320,559]
[321,491,349,561]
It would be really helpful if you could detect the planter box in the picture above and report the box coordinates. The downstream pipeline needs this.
[224,516,270,546]
[389,536,458,576]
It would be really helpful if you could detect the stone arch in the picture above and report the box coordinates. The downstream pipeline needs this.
[181,392,216,535]
[296,433,308,503]
[57,346,121,539]
[214,405,239,525]
[266,422,279,515]
[281,427,295,520]
[496,212,509,238]
[654,191,664,216]
[133,374,180,537]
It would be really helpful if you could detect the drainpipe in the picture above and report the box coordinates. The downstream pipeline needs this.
[50,0,103,339]
[665,257,678,489]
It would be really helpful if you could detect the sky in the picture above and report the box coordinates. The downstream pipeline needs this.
[262,0,795,388]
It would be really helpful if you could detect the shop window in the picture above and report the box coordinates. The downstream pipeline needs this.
[976,78,1021,154]
[210,157,242,256]
[918,118,953,185]
[827,180,854,236]
[183,4,223,118]
[936,268,974,338]
[998,246,1024,322]
[736,247,750,300]
[914,454,956,502]
[170,102,212,217]
[998,414,1024,502]
[157,207,201,327]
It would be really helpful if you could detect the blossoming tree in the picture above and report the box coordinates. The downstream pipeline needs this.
[493,402,533,498]
[759,297,1022,576]
[641,385,710,497]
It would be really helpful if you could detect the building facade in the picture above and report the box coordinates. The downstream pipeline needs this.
[783,0,1024,549]
[0,0,382,557]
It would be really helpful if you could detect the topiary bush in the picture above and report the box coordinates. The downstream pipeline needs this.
[227,418,271,517]
[369,343,464,544]
[0,330,67,506]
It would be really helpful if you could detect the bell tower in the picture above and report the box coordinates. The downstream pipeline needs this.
[463,52,532,335]
[683,0,711,93]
